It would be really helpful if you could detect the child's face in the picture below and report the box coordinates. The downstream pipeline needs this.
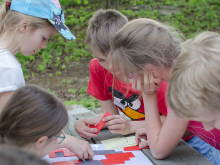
[19,26,58,56]
[93,48,120,75]
[190,109,220,131]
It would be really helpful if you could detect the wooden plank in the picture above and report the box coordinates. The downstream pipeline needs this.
[92,129,124,144]
[142,140,213,165]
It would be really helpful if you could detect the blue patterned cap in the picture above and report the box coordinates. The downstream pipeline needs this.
[10,0,76,40]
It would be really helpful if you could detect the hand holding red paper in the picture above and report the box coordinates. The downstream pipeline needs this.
[103,114,133,135]
[74,118,98,139]
[135,128,149,149]
[89,111,112,134]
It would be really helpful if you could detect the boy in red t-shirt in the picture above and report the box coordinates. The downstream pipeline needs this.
[74,9,168,139]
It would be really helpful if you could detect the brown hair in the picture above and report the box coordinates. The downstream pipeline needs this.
[0,0,53,52]
[167,31,220,118]
[110,18,183,77]
[0,85,68,147]
[85,9,128,56]
[0,145,50,165]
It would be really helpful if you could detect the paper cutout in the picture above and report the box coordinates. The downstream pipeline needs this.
[101,159,125,164]
[89,111,112,135]
[49,149,75,158]
[101,136,139,149]
[52,160,81,165]
[124,145,149,151]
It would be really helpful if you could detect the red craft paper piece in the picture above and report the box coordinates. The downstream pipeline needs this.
[72,160,81,164]
[52,162,68,165]
[52,161,79,165]
[49,151,56,158]
[124,145,149,151]
[101,159,125,164]
[105,152,134,159]
[49,149,76,157]
[89,111,112,135]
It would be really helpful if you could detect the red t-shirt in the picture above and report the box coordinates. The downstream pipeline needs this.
[87,59,168,121]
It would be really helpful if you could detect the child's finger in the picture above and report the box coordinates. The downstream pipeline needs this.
[108,124,124,130]
[139,141,149,148]
[136,78,142,90]
[82,131,97,139]
[85,127,97,133]
[106,118,123,126]
[88,148,95,159]
[86,119,97,126]
[102,115,119,122]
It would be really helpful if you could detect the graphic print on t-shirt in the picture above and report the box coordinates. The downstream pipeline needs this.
[109,87,145,120]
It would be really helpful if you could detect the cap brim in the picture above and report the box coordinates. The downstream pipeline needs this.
[49,19,76,40]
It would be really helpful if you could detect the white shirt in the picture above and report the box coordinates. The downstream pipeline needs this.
[0,48,25,93]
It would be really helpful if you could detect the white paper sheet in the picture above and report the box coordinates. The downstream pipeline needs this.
[42,144,153,165]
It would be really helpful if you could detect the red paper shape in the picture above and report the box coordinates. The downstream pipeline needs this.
[101,159,125,164]
[49,149,76,158]
[72,160,81,164]
[89,111,112,135]
[124,145,149,151]
[52,162,68,165]
[52,161,79,165]
[105,152,134,159]
[49,151,56,158]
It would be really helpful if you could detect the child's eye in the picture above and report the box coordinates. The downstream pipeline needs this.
[98,59,105,62]
[43,37,46,40]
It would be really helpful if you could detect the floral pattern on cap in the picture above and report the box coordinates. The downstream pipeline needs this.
[49,2,76,40]
[52,0,61,8]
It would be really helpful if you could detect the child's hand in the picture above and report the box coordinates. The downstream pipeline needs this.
[74,119,97,139]
[103,115,132,135]
[61,135,94,159]
[135,128,149,148]
[132,71,161,95]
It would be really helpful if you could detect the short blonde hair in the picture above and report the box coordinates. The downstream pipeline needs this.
[85,9,128,56]
[167,31,220,118]
[110,18,183,78]
[0,0,53,52]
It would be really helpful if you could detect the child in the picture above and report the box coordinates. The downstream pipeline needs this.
[167,32,220,132]
[0,145,50,165]
[0,85,94,159]
[110,18,220,165]
[74,9,168,139]
[0,0,75,111]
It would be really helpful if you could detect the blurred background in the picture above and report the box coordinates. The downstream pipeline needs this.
[11,0,220,109]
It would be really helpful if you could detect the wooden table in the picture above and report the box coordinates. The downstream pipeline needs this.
[91,129,213,165]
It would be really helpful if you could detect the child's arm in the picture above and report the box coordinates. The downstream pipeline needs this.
[0,91,13,112]
[74,99,119,139]
[57,134,94,159]
[134,71,189,159]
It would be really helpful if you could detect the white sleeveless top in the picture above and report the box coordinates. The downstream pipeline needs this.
[0,48,25,93]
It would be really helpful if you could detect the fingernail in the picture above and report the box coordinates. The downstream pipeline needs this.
[94,129,97,133]
[102,119,105,122]
[139,144,143,148]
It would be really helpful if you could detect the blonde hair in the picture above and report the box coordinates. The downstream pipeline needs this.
[85,9,128,56]
[0,0,53,52]
[167,31,220,118]
[110,18,183,77]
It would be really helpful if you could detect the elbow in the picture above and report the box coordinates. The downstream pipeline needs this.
[151,151,168,160]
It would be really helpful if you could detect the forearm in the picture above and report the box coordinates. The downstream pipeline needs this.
[143,93,186,159]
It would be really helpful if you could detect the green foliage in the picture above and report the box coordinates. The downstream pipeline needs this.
[68,88,77,94]
[57,71,61,76]
[47,88,56,95]
[80,86,87,93]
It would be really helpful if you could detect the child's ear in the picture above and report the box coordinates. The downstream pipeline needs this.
[35,136,48,149]
[18,19,29,33]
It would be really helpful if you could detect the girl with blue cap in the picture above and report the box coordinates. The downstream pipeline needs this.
[0,0,94,159]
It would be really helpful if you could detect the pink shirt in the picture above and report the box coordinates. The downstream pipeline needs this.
[168,108,220,149]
